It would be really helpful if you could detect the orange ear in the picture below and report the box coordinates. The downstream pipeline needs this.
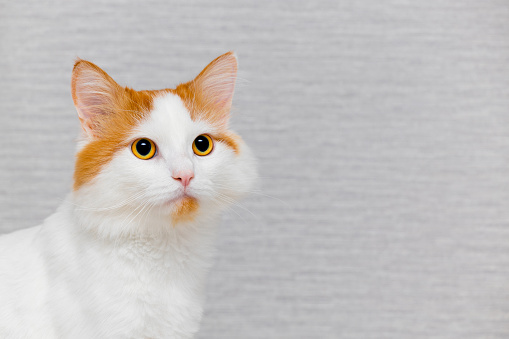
[71,59,122,137]
[190,51,238,128]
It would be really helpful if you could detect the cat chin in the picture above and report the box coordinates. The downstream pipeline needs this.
[157,195,199,217]
[69,189,225,239]
[164,192,194,205]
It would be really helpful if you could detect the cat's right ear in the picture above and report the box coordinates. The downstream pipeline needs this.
[71,59,122,137]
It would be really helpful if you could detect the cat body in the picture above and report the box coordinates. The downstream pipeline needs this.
[0,52,256,338]
[0,202,215,338]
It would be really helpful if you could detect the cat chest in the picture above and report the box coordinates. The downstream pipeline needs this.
[85,253,204,334]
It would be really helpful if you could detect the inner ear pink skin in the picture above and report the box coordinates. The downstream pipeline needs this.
[174,51,238,130]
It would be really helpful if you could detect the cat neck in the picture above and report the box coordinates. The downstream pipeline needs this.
[63,193,219,246]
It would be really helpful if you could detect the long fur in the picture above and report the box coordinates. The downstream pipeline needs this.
[0,52,256,338]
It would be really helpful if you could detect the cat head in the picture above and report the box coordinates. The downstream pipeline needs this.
[70,52,256,238]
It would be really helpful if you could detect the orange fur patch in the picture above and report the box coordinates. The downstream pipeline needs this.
[171,196,199,224]
[173,52,240,154]
[174,83,241,154]
[72,60,170,190]
[174,52,236,128]
[173,82,227,127]
[215,131,241,154]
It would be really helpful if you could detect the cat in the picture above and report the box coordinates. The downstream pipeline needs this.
[0,52,256,338]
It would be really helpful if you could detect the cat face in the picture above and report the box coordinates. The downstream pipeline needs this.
[70,53,256,237]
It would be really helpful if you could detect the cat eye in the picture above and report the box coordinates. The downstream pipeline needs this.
[132,138,156,160]
[193,134,213,156]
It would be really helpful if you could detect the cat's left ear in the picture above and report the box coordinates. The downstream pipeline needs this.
[71,59,123,137]
[188,51,238,128]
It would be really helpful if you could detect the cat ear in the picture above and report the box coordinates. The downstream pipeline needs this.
[71,59,122,137]
[191,51,238,127]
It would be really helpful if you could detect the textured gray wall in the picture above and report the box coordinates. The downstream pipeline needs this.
[2,0,509,338]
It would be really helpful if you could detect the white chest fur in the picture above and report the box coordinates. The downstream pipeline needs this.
[0,200,217,339]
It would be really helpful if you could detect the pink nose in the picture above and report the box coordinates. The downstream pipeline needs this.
[172,171,194,188]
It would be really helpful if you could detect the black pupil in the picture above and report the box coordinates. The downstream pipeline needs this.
[136,139,152,156]
[195,136,210,152]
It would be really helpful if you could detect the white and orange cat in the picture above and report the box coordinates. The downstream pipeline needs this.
[0,52,256,338]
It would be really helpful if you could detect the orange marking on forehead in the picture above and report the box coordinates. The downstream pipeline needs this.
[172,86,241,155]
[73,88,168,190]
[173,80,229,130]
[172,83,210,124]
[171,197,199,224]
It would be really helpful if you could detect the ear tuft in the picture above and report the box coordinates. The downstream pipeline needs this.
[191,51,238,127]
[71,59,122,137]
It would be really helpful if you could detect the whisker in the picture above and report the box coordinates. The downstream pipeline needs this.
[214,191,258,218]
[71,191,150,211]
[212,195,248,223]
[210,184,290,208]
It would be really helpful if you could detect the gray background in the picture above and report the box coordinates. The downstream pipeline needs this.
[2,0,509,338]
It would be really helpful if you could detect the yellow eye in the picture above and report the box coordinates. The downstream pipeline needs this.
[193,134,213,156]
[131,138,156,160]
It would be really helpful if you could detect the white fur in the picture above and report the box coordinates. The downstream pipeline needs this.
[0,92,256,338]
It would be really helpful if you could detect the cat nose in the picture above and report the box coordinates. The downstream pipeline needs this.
[172,171,194,188]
